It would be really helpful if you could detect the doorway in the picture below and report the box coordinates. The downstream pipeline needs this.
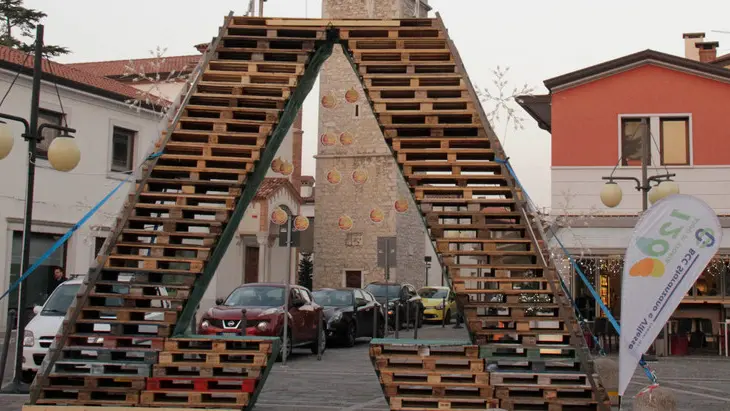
[345,270,362,288]
[9,231,67,328]
[244,246,260,284]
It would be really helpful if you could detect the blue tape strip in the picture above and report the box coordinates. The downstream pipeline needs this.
[496,158,657,384]
[0,150,163,302]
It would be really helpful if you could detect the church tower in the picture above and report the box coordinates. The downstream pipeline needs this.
[313,0,430,289]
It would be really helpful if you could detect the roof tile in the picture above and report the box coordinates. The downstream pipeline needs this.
[68,54,200,78]
[0,46,159,104]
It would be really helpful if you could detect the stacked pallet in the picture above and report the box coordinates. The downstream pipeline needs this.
[371,340,499,410]
[140,336,278,409]
[342,15,610,411]
[30,13,323,408]
[30,14,610,411]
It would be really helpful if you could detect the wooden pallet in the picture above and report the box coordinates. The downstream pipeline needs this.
[31,14,608,411]
[140,391,249,409]
[145,377,256,393]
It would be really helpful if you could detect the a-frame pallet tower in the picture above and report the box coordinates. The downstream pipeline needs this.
[27,13,611,411]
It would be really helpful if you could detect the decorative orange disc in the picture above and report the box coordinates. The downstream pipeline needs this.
[321,92,337,109]
[394,199,409,213]
[340,131,354,146]
[351,169,368,185]
[320,132,337,146]
[338,215,354,231]
[294,215,310,231]
[345,87,359,103]
[326,169,342,185]
[369,208,384,224]
[271,208,288,225]
[280,161,293,176]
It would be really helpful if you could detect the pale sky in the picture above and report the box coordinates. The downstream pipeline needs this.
[25,0,730,209]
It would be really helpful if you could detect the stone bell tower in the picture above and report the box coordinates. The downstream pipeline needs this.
[312,0,430,289]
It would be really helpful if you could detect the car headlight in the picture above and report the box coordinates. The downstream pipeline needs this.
[330,312,342,322]
[436,302,444,310]
[23,330,34,347]
[200,320,210,330]
[262,307,284,315]
[256,321,268,331]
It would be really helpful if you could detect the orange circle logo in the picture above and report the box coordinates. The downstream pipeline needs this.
[321,92,337,109]
[271,208,288,225]
[338,215,354,231]
[369,208,384,224]
[340,131,354,146]
[320,132,337,146]
[280,161,293,176]
[345,87,359,103]
[294,215,310,231]
[394,199,409,213]
[326,169,342,185]
[351,169,368,185]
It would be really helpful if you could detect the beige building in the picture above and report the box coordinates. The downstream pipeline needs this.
[313,0,435,290]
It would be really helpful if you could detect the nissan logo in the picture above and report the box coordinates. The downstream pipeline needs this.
[227,321,236,327]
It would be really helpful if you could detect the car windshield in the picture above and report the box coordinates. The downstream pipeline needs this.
[365,284,401,299]
[41,283,81,316]
[418,288,448,299]
[224,286,285,307]
[313,290,353,306]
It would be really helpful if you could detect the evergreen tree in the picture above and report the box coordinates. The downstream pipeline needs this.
[0,0,69,56]
[297,253,313,290]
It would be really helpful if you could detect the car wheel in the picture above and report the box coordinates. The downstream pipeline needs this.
[277,329,293,362]
[311,322,327,355]
[343,323,356,347]
[445,309,452,325]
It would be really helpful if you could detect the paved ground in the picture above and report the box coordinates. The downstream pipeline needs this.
[0,325,729,410]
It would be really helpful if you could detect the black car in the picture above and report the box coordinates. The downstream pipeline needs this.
[312,288,385,347]
[364,282,424,330]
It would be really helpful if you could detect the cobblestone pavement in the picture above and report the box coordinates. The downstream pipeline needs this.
[1,325,729,410]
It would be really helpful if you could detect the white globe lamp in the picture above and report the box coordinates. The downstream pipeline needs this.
[657,180,680,199]
[600,182,623,208]
[648,186,662,204]
[0,121,13,160]
[47,136,81,172]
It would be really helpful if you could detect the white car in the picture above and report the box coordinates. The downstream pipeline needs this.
[22,275,169,382]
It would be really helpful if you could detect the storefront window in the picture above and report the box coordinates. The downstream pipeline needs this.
[573,258,598,321]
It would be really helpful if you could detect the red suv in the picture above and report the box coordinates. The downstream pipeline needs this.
[197,283,326,360]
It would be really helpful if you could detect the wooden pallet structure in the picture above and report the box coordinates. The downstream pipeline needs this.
[26,13,609,411]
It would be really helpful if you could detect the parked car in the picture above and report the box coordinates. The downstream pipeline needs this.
[364,282,423,330]
[312,288,384,347]
[197,283,326,361]
[418,286,456,324]
[22,275,168,383]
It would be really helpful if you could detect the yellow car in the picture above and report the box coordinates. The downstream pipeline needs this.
[418,286,456,324]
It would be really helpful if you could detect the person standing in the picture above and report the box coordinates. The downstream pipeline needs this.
[47,266,68,297]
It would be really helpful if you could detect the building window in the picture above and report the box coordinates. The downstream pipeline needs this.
[111,126,136,172]
[36,109,64,160]
[660,117,690,166]
[620,117,649,166]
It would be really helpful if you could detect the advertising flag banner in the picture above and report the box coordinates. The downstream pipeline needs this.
[619,194,722,395]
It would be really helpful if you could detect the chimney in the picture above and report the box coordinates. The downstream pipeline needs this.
[696,41,720,63]
[683,32,705,61]
[194,43,209,54]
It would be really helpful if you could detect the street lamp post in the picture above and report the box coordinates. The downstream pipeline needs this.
[0,24,80,393]
[424,256,431,287]
[599,119,679,210]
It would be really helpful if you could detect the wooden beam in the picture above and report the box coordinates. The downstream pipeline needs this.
[264,18,400,27]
